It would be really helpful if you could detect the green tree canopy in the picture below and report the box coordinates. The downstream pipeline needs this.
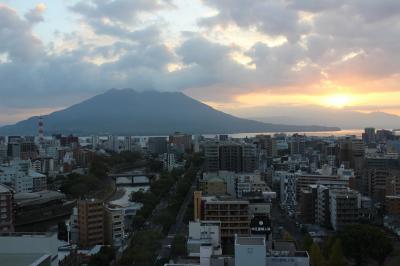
[310,242,325,266]
[329,239,347,266]
[339,224,393,266]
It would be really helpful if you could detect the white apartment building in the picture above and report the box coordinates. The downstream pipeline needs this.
[104,204,125,248]
[0,160,47,193]
[187,220,222,257]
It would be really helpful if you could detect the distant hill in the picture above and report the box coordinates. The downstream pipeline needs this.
[250,106,400,130]
[0,89,339,135]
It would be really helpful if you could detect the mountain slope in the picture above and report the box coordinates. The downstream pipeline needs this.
[0,89,339,135]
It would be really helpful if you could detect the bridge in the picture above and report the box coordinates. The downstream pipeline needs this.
[108,172,156,186]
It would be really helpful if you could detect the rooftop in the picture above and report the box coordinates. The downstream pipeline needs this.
[0,183,13,193]
[0,253,50,266]
[14,190,66,207]
[235,236,265,246]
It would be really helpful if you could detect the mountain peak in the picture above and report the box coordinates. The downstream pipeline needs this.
[0,90,339,136]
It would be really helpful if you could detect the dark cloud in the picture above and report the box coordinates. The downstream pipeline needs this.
[200,0,310,42]
[0,5,44,62]
[70,0,171,39]
[1,0,400,115]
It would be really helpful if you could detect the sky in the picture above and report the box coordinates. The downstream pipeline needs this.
[0,0,400,126]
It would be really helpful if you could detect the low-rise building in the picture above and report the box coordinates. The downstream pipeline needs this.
[194,193,251,239]
[0,184,14,232]
[187,220,222,257]
[235,235,266,266]
[385,195,400,215]
[0,232,67,266]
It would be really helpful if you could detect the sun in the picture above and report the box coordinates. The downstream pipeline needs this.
[322,94,352,108]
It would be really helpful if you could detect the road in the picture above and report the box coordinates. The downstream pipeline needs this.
[156,171,200,262]
[271,200,304,245]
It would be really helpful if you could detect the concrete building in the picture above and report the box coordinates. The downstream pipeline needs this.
[14,190,71,227]
[0,184,14,232]
[329,189,361,231]
[0,143,7,162]
[162,153,177,171]
[255,134,277,158]
[235,235,266,266]
[196,194,251,239]
[148,137,168,155]
[0,232,67,266]
[296,173,340,198]
[0,160,47,193]
[267,241,310,266]
[187,220,222,257]
[290,134,306,156]
[236,174,267,198]
[199,177,227,196]
[363,127,376,145]
[169,133,192,153]
[385,195,400,215]
[204,142,257,173]
[77,199,104,248]
[104,204,125,247]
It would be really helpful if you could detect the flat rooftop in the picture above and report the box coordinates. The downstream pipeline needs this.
[0,253,49,266]
[236,236,265,246]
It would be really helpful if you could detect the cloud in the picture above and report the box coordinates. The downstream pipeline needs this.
[1,0,400,124]
[0,5,44,62]
[24,3,46,24]
[200,0,311,42]
[69,0,172,39]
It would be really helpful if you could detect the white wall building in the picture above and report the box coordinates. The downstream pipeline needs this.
[0,160,47,193]
[187,220,222,257]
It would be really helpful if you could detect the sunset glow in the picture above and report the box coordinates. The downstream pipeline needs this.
[322,94,352,108]
[1,1,400,125]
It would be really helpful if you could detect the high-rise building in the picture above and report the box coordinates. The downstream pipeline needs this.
[77,199,104,248]
[0,184,14,232]
[385,195,400,215]
[204,142,257,173]
[338,137,364,169]
[363,127,376,145]
[329,189,361,231]
[290,134,306,156]
[0,143,7,162]
[169,132,192,153]
[364,154,400,202]
[148,137,168,155]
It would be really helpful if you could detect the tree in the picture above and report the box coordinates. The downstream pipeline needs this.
[310,242,325,266]
[302,234,314,252]
[368,228,393,266]
[132,215,146,229]
[88,246,115,266]
[57,221,68,242]
[329,239,347,266]
[89,158,109,178]
[339,224,393,266]
[283,231,294,241]
[171,234,187,258]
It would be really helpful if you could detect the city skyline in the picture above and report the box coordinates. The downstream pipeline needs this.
[1,0,400,126]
